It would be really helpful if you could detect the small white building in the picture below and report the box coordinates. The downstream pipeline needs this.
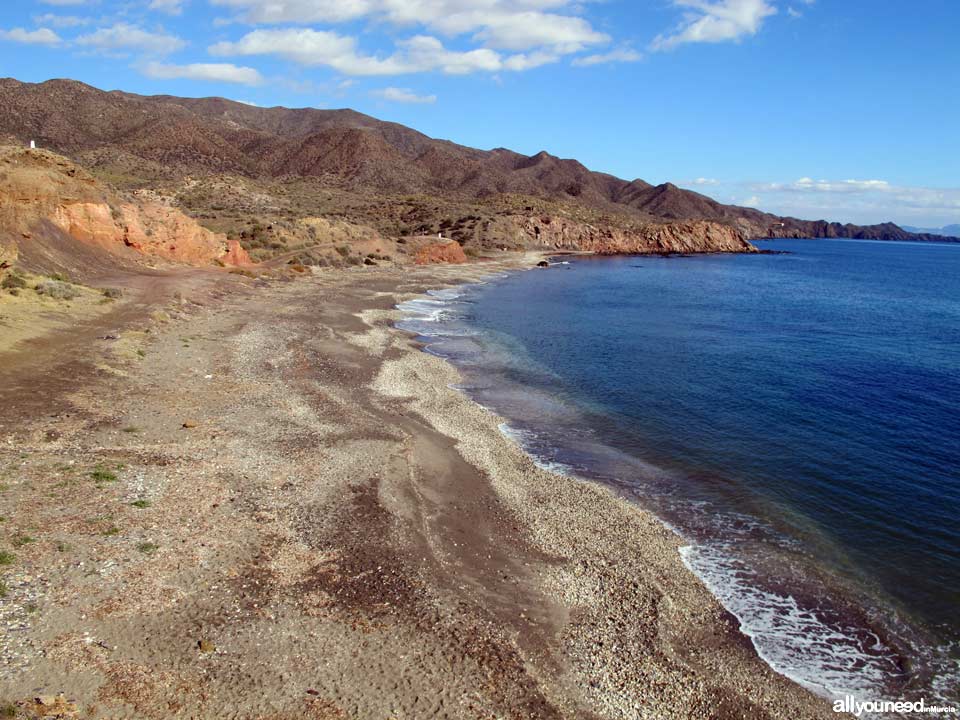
[29,140,36,150]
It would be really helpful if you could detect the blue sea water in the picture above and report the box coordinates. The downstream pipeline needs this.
[397,239,960,705]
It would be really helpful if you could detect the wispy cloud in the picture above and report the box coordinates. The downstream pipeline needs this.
[651,0,777,51]
[755,178,892,193]
[210,0,608,52]
[372,87,437,104]
[76,22,186,56]
[0,27,63,46]
[143,61,263,85]
[692,176,960,226]
[210,29,571,76]
[208,0,611,73]
[32,13,91,28]
[572,47,643,67]
[149,0,187,15]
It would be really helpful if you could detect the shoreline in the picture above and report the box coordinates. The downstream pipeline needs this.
[393,260,925,707]
[0,258,835,718]
[407,253,960,711]
[393,264,862,703]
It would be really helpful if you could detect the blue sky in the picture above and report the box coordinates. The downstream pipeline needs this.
[1,0,958,227]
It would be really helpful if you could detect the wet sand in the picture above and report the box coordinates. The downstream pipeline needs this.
[0,257,836,718]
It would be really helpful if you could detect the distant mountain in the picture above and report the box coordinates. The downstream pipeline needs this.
[0,77,949,250]
[902,224,960,238]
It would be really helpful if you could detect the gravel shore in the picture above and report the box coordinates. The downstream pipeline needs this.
[0,258,836,718]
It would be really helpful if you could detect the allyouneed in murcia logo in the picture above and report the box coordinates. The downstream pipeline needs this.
[833,696,959,716]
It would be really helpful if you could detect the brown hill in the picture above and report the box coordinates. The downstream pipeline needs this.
[0,77,946,252]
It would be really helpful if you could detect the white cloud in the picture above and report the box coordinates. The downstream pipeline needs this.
[76,22,186,56]
[149,0,186,15]
[756,178,893,194]
[372,86,437,104]
[572,47,642,66]
[209,0,608,68]
[402,34,505,74]
[143,61,263,85]
[210,29,409,74]
[38,0,89,5]
[729,176,960,225]
[32,13,91,28]
[652,0,777,51]
[210,0,373,24]
[742,195,761,206]
[787,7,802,19]
[689,177,721,186]
[467,11,607,52]
[0,27,62,45]
[210,28,563,75]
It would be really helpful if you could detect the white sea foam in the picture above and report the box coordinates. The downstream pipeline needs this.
[497,422,577,476]
[679,543,903,701]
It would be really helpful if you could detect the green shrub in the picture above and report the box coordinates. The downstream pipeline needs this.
[102,287,123,299]
[0,550,14,565]
[1,273,26,291]
[35,279,79,300]
[90,467,118,483]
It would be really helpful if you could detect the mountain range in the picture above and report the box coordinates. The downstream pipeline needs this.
[902,224,960,238]
[0,77,952,263]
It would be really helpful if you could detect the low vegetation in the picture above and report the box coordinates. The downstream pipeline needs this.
[90,466,118,483]
[35,278,80,300]
[11,534,34,548]
[0,272,26,292]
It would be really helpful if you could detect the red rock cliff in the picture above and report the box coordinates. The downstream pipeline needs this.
[0,146,253,268]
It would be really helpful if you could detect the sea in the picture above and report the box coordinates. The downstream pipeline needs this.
[396,238,960,708]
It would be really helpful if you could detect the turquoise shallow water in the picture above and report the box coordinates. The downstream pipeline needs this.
[397,239,960,704]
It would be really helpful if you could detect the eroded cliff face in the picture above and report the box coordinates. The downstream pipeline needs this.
[414,240,468,265]
[501,215,756,255]
[0,146,252,270]
[50,201,252,267]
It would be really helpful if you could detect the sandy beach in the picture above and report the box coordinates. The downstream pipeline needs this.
[0,257,836,719]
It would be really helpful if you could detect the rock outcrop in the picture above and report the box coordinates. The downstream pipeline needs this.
[505,215,756,255]
[414,240,468,265]
[0,146,252,272]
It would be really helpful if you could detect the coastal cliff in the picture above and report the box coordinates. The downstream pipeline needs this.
[503,214,756,254]
[0,146,252,276]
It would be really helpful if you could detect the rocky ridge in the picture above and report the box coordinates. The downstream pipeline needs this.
[0,77,945,263]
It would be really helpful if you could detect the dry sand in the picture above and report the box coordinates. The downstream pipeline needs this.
[0,257,837,718]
